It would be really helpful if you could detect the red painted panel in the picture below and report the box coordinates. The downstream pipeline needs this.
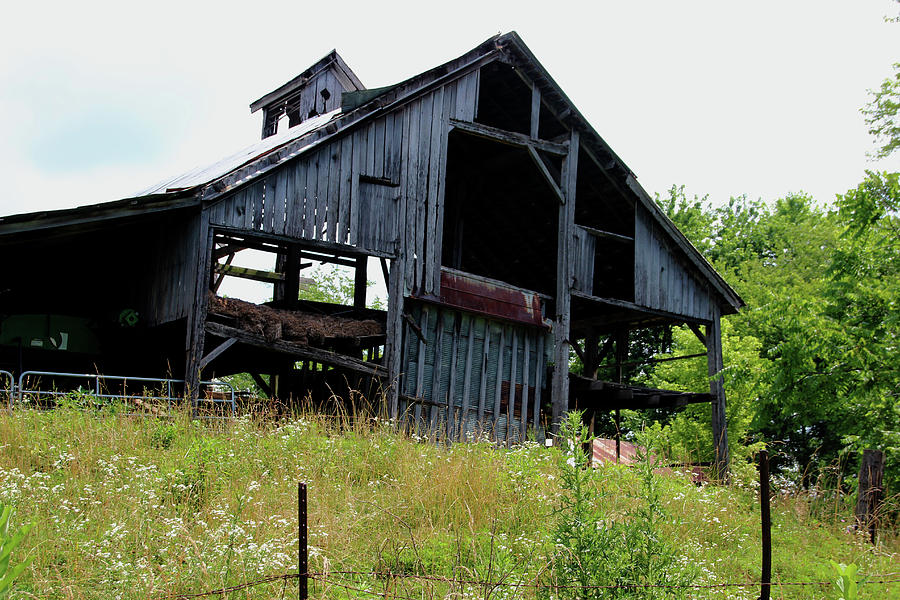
[437,270,546,327]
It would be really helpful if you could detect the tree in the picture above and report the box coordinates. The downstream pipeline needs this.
[298,264,385,309]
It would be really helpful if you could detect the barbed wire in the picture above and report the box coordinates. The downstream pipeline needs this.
[152,570,900,598]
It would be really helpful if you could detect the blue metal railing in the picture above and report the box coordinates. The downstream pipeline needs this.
[15,371,235,418]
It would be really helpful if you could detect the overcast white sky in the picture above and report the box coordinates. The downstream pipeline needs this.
[0,0,897,221]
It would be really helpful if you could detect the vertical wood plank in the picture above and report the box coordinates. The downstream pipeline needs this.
[414,304,428,427]
[433,86,452,295]
[455,74,469,121]
[634,206,648,306]
[316,151,329,240]
[521,333,530,440]
[349,130,364,246]
[460,314,475,440]
[303,157,318,239]
[389,109,403,182]
[272,169,287,234]
[326,145,341,242]
[430,310,444,432]
[374,117,386,178]
[477,319,490,432]
[382,113,395,179]
[338,136,353,244]
[425,87,445,296]
[530,85,541,139]
[415,94,433,293]
[508,329,518,445]
[446,313,461,440]
[404,104,420,291]
[533,333,544,430]
[493,326,506,439]
[286,162,301,237]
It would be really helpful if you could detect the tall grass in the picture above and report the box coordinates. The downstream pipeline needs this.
[0,403,896,599]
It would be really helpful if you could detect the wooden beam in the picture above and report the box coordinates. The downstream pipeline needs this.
[530,85,541,139]
[525,144,565,204]
[450,118,568,156]
[571,290,712,325]
[213,244,246,259]
[250,372,273,398]
[211,252,235,293]
[689,323,708,348]
[213,225,396,259]
[577,224,634,244]
[199,337,238,371]
[380,257,390,284]
[205,321,386,378]
[213,263,284,283]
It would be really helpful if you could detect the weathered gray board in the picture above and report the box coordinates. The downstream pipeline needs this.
[144,211,203,326]
[634,204,713,321]
[400,301,549,443]
[572,225,595,295]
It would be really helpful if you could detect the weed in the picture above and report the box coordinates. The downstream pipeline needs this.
[0,501,33,597]
[545,412,695,599]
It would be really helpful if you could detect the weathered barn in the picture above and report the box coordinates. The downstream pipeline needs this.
[0,33,742,471]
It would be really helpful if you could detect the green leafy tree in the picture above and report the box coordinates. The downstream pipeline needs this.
[298,265,385,309]
[862,1,899,159]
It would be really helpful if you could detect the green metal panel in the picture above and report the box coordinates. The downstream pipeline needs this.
[0,314,100,354]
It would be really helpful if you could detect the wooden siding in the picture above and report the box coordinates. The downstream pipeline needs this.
[572,225,595,295]
[634,204,713,321]
[207,69,481,295]
[400,301,547,443]
[143,211,202,325]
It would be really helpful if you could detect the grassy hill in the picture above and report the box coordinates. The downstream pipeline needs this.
[0,406,896,599]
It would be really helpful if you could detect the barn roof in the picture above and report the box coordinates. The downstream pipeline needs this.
[0,32,742,312]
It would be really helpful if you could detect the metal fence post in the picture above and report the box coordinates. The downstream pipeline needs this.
[299,482,308,600]
[759,450,772,600]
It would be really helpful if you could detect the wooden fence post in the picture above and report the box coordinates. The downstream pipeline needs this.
[854,449,884,544]
[758,450,772,600]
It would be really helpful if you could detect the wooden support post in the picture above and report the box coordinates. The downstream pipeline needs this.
[384,257,406,421]
[759,450,772,600]
[615,328,628,462]
[706,305,729,480]
[283,246,302,309]
[550,131,578,434]
[583,331,599,379]
[250,372,273,398]
[198,337,237,372]
[855,449,884,544]
[354,256,367,310]
[185,213,213,414]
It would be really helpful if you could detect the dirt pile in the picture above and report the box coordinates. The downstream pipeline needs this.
[208,294,383,345]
